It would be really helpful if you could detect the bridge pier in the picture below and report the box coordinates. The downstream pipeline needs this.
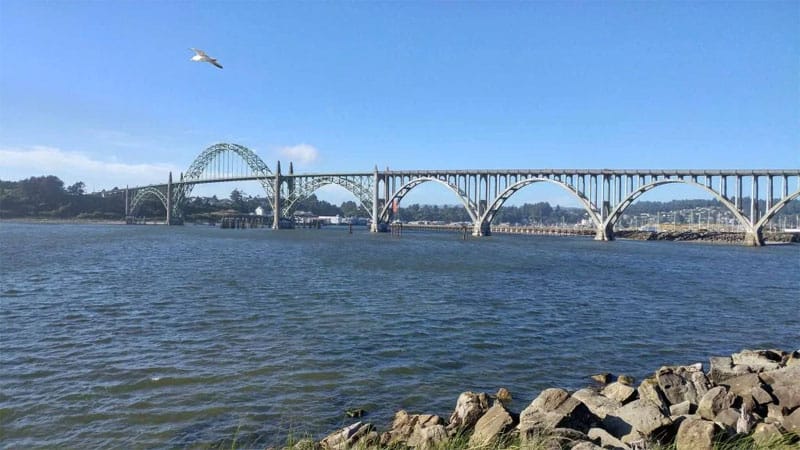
[744,229,764,247]
[272,161,282,229]
[472,221,491,237]
[594,223,615,241]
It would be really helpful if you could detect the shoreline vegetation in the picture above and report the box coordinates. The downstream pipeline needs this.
[228,349,799,450]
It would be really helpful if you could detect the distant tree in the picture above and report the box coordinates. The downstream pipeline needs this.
[67,181,86,195]
[340,200,361,217]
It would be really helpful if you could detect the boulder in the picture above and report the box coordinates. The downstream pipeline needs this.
[573,388,622,419]
[731,349,784,371]
[757,364,800,386]
[721,373,761,398]
[468,403,516,447]
[446,391,489,433]
[766,403,787,420]
[526,388,571,412]
[675,417,717,450]
[407,424,447,449]
[617,375,635,386]
[782,407,800,434]
[320,422,374,450]
[603,382,637,404]
[752,422,782,446]
[770,382,800,411]
[669,400,692,417]
[750,385,775,406]
[786,350,800,367]
[656,365,711,407]
[519,390,597,435]
[591,373,612,385]
[571,442,604,450]
[380,411,444,446]
[607,399,672,438]
[637,377,669,414]
[697,386,734,421]
[709,356,744,384]
[713,408,740,432]
[587,427,630,450]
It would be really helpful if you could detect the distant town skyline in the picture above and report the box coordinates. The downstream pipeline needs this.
[1,1,797,206]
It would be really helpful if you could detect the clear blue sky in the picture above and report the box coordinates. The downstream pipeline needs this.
[1,1,797,205]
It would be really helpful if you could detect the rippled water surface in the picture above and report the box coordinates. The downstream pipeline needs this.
[1,222,798,448]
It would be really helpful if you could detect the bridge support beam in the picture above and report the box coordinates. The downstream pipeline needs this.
[594,223,615,241]
[272,161,282,229]
[472,221,491,237]
[166,172,173,225]
[744,229,764,247]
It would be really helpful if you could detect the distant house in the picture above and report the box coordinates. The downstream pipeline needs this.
[255,206,265,216]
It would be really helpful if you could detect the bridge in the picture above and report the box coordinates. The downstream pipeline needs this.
[119,142,800,246]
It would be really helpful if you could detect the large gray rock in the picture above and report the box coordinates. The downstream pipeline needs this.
[602,382,637,404]
[782,407,800,434]
[320,422,374,450]
[637,377,669,414]
[669,400,692,417]
[656,365,711,407]
[587,427,630,450]
[527,388,571,412]
[380,411,444,446]
[750,385,775,406]
[709,356,748,384]
[771,382,800,410]
[519,389,597,435]
[714,408,740,432]
[752,422,782,446]
[757,364,800,386]
[675,417,717,450]
[731,349,784,371]
[407,424,447,449]
[697,386,734,421]
[721,373,761,398]
[572,388,622,419]
[446,391,489,433]
[468,403,516,447]
[606,399,672,438]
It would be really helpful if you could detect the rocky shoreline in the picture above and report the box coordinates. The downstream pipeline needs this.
[300,349,799,450]
[615,230,799,244]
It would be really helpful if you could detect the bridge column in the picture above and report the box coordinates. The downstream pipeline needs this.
[272,161,282,229]
[594,221,614,242]
[371,166,382,232]
[124,186,129,217]
[166,172,172,225]
[744,228,764,247]
[472,220,491,237]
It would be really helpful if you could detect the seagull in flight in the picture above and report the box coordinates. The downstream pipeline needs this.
[189,48,223,69]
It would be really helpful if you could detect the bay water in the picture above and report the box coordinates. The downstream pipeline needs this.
[1,222,797,448]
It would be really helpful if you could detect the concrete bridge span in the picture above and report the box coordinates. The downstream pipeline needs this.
[122,143,800,246]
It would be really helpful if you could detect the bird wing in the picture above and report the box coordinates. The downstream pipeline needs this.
[190,48,208,57]
[211,60,223,69]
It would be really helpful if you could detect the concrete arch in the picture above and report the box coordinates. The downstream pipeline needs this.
[755,189,800,230]
[282,176,374,219]
[603,179,754,241]
[129,186,168,216]
[478,177,603,236]
[379,177,478,224]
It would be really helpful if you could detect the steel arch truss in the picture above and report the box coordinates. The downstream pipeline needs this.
[281,174,375,218]
[129,186,168,216]
[176,143,274,205]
